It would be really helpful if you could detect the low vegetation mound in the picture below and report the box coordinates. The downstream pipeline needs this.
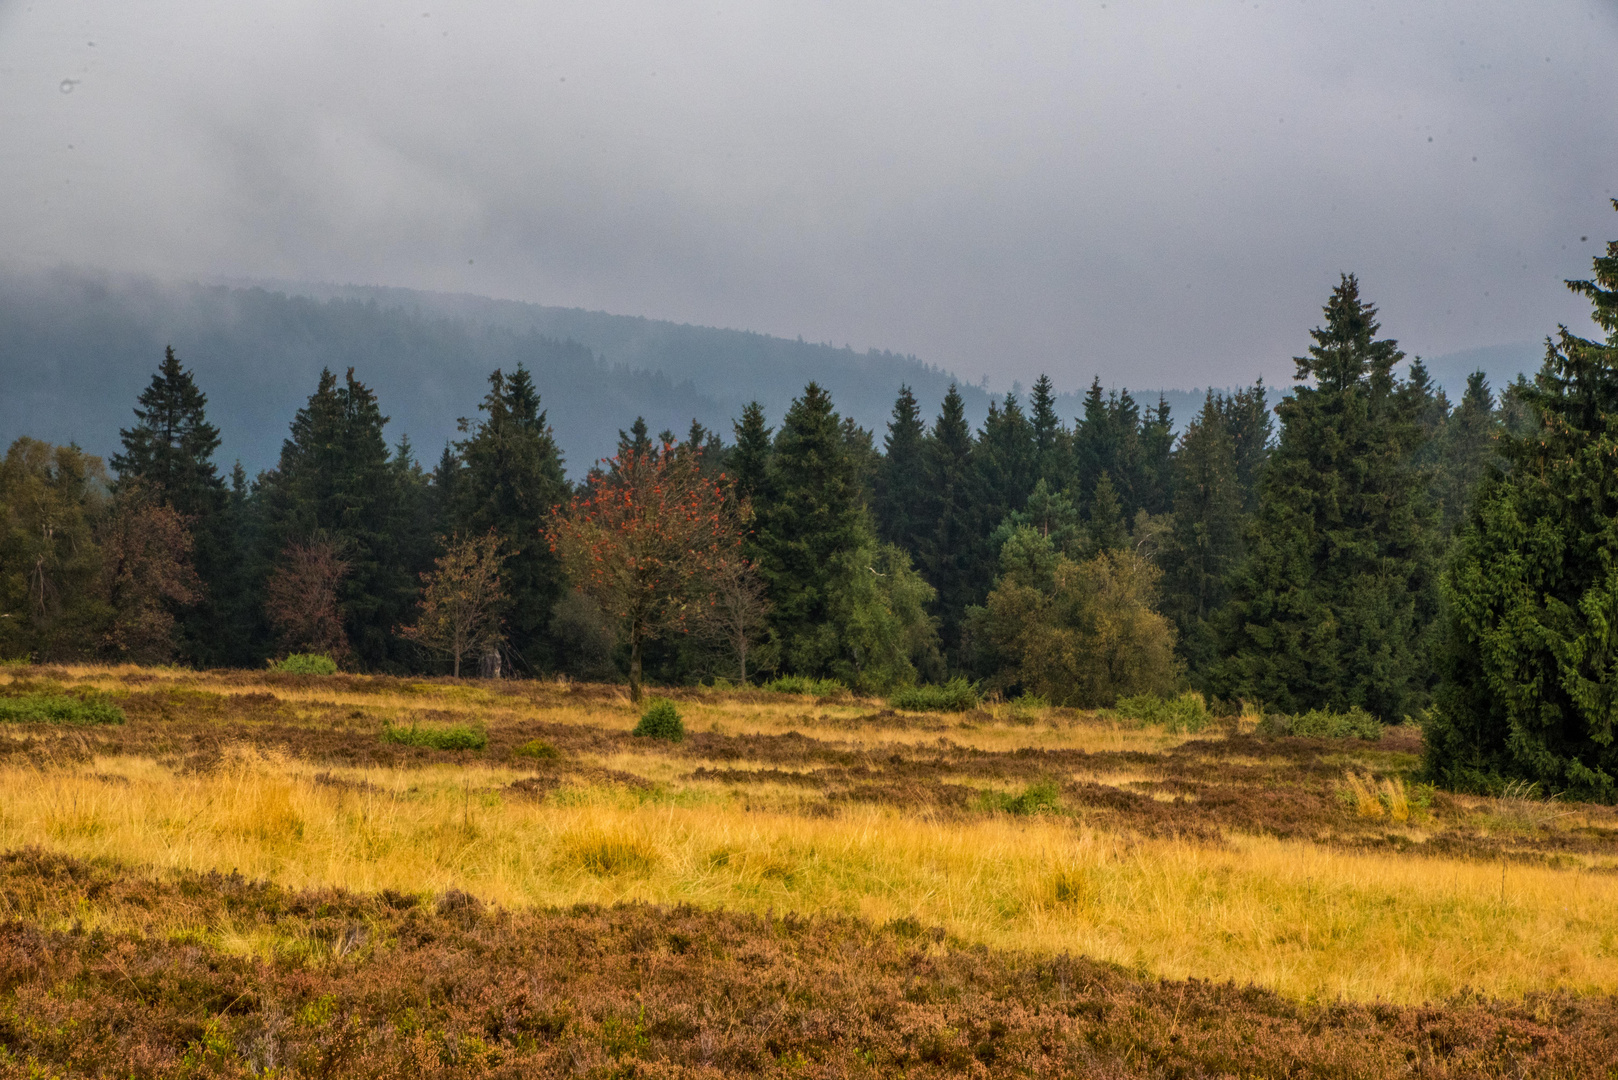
[631,697,685,742]
[762,675,848,697]
[1110,691,1212,732]
[0,683,124,725]
[271,653,338,675]
[379,720,486,751]
[890,677,980,712]
[1259,706,1384,741]
[1,850,1615,1079]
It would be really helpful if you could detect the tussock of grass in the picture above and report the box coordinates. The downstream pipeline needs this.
[513,738,560,760]
[379,721,486,751]
[0,686,124,725]
[976,779,1063,815]
[889,677,980,712]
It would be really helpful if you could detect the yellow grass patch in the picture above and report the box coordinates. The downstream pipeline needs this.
[5,754,1617,1004]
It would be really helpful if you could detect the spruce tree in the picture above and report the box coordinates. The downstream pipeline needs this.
[111,347,243,666]
[915,384,984,657]
[875,386,928,551]
[1160,392,1244,678]
[453,365,570,671]
[1215,275,1438,720]
[1427,216,1618,799]
[111,347,224,518]
[1433,371,1498,533]
[730,402,773,506]
[1028,374,1074,491]
[1224,379,1273,514]
[1085,472,1128,554]
[259,367,418,669]
[976,392,1036,527]
[1138,396,1176,517]
[752,383,870,671]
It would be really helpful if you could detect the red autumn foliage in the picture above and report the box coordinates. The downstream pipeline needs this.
[548,443,746,700]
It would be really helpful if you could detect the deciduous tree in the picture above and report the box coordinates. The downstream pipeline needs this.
[399,531,508,678]
[265,538,350,662]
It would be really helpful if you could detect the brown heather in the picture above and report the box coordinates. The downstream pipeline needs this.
[5,665,1618,1076]
[5,849,1618,1080]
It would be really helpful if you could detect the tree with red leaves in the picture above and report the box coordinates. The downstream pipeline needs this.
[549,441,743,701]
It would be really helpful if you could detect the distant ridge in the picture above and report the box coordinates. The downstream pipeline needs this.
[0,268,1545,477]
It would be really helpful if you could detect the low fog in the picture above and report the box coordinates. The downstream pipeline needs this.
[2,0,1616,390]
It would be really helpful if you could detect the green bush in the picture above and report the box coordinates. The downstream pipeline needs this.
[889,677,980,713]
[0,688,124,725]
[1258,706,1383,741]
[632,698,685,743]
[1112,691,1212,733]
[273,653,338,675]
[514,738,560,760]
[381,721,487,751]
[761,676,846,697]
[976,779,1062,815]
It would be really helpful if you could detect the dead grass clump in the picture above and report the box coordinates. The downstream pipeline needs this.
[561,829,657,876]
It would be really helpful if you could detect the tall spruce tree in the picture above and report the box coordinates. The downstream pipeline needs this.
[1433,371,1498,533]
[1160,392,1245,679]
[453,365,570,671]
[875,386,929,551]
[730,402,774,507]
[1138,396,1176,517]
[1427,216,1618,800]
[976,392,1036,528]
[752,383,870,672]
[916,384,984,657]
[110,347,242,665]
[1215,275,1439,719]
[1028,374,1074,491]
[259,367,419,669]
[1224,379,1273,514]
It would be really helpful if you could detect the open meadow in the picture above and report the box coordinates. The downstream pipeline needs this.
[4,665,1618,1078]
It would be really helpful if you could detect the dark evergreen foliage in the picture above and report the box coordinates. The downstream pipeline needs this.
[1214,276,1439,720]
[1427,215,1618,800]
[915,384,985,656]
[452,366,570,670]
[875,387,928,552]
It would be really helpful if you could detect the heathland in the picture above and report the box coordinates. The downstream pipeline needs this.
[4,665,1618,1078]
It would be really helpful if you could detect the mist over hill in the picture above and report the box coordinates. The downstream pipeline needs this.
[0,268,1541,478]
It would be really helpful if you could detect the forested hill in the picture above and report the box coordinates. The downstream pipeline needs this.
[0,268,1538,477]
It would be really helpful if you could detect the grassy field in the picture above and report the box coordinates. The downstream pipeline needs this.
[4,664,1618,1077]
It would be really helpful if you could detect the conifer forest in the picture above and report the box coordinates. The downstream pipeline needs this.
[7,227,1618,802]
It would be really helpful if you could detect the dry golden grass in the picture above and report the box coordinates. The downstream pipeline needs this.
[6,750,1618,1004]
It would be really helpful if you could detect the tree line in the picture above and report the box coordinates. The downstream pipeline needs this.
[6,216,1618,798]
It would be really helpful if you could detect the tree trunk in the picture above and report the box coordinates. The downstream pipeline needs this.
[629,627,643,702]
[453,652,460,679]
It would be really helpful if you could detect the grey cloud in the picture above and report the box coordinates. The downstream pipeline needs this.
[2,0,1615,394]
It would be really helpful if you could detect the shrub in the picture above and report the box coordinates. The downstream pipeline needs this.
[380,721,487,751]
[273,653,338,675]
[1112,691,1211,733]
[976,779,1062,816]
[514,738,560,760]
[0,688,124,725]
[632,698,684,742]
[889,678,980,713]
[1259,707,1383,741]
[761,675,846,697]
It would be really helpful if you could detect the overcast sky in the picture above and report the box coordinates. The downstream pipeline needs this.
[2,0,1616,391]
